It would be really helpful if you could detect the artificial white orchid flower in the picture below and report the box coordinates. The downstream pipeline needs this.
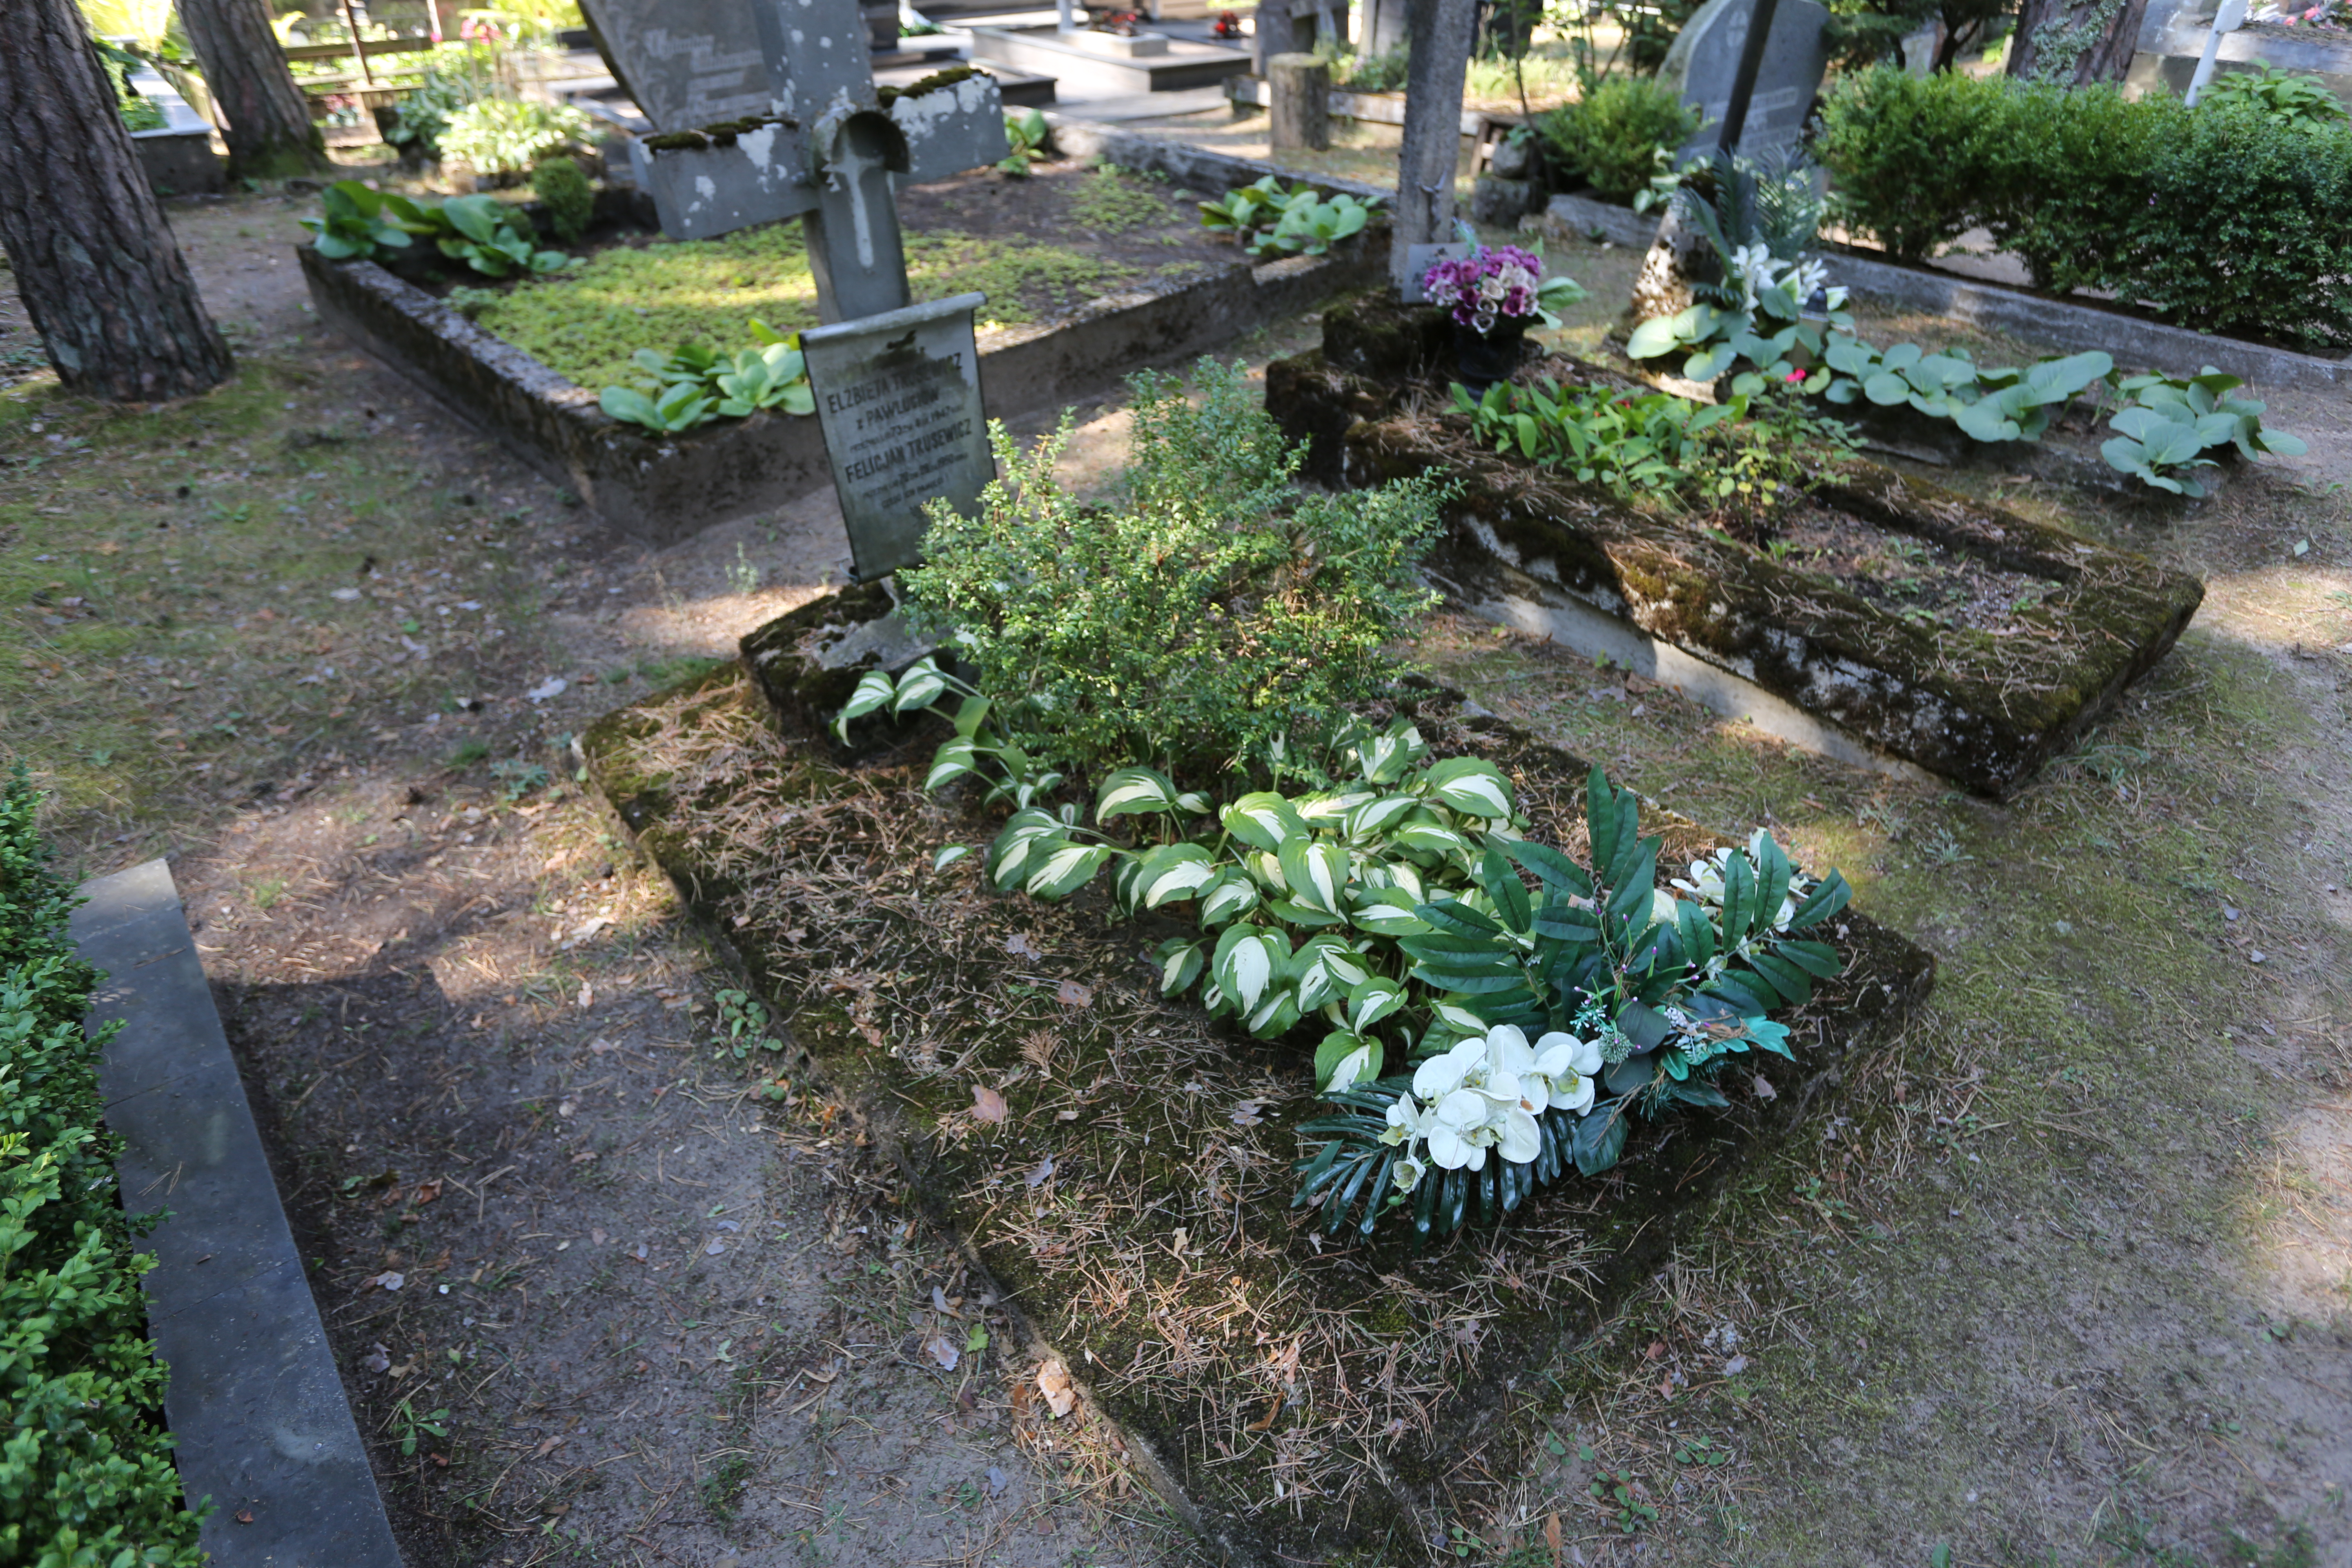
[1524,1031,1602,1115]
[1425,1086,1541,1171]
[1391,1153,1428,1194]
[1381,1091,1438,1147]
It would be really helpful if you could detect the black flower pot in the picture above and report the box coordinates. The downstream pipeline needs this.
[1452,317,1527,395]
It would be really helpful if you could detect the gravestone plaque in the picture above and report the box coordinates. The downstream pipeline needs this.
[1658,0,1830,159]
[802,292,994,581]
[1399,241,1472,303]
[577,0,771,133]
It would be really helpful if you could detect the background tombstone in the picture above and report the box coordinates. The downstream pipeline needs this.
[1252,0,1350,72]
[801,292,994,582]
[1658,0,1830,160]
[576,0,772,133]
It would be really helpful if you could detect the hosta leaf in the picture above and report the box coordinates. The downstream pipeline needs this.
[1025,843,1111,901]
[833,668,896,739]
[1315,1031,1382,1092]
[1345,976,1406,1033]
[931,844,970,872]
[1155,938,1205,996]
[1199,870,1260,926]
[1138,843,1220,908]
[1421,757,1515,819]
[1213,924,1280,1013]
[924,738,980,791]
[1223,792,1309,853]
[1096,766,1179,821]
[1279,840,1350,916]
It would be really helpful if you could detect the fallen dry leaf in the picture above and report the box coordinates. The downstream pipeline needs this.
[1037,1359,1076,1417]
[234,1510,254,1525]
[1229,1099,1267,1127]
[1247,1392,1284,1432]
[1545,1511,1563,1566]
[1024,1156,1056,1188]
[1054,978,1093,1009]
[531,1434,564,1459]
[410,1180,441,1205]
[971,1085,1008,1124]
[367,1270,405,1292]
[1753,1073,1778,1100]
[926,1334,960,1372]
[1006,932,1041,960]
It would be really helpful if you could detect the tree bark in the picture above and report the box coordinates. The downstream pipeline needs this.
[2007,0,2150,83]
[1390,0,1477,288]
[176,0,330,178]
[0,0,234,402]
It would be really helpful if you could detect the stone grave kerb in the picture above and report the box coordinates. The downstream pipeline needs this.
[621,0,1010,324]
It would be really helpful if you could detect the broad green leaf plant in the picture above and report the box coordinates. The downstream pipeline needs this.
[302,180,577,279]
[598,320,815,434]
[1200,177,1386,258]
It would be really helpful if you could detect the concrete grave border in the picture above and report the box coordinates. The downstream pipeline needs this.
[73,860,401,1568]
[1539,191,2352,394]
[301,125,1387,545]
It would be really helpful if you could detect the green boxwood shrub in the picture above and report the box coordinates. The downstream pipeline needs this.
[1815,67,2352,350]
[1535,76,1702,203]
[0,772,204,1568]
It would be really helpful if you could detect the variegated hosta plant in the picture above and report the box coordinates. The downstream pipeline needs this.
[837,662,1851,1243]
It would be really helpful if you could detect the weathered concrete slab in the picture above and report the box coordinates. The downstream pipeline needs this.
[1267,292,2207,799]
[73,860,400,1568]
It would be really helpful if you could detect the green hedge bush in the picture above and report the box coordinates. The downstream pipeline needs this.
[0,773,204,1568]
[1535,76,1702,203]
[1815,67,2352,350]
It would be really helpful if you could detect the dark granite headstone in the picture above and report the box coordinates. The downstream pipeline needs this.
[1658,0,1830,159]
[801,292,993,581]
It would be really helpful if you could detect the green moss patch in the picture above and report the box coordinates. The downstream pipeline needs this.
[578,593,1934,1563]
[464,162,1235,391]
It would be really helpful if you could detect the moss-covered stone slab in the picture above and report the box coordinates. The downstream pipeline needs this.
[1266,292,2208,800]
[577,591,1936,1566]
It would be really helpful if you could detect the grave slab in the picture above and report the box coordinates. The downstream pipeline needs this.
[577,606,1935,1567]
[1266,292,2208,798]
[72,860,400,1568]
[300,135,1387,543]
[968,24,1254,95]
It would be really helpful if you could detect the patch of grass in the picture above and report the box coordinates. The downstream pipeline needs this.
[473,221,1145,389]
[1067,163,1172,233]
[446,739,490,768]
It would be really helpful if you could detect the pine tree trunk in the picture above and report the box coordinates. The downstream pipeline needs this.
[1390,0,1478,288]
[2007,0,2150,83]
[0,0,235,402]
[177,0,330,178]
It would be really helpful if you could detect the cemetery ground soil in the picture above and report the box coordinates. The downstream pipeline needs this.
[0,198,2347,1568]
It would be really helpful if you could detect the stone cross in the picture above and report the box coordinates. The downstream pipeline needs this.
[614,0,1011,323]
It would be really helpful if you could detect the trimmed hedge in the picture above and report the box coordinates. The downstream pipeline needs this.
[1815,67,2352,351]
[0,773,204,1568]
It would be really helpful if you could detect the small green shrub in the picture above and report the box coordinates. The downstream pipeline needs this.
[439,98,595,176]
[896,358,1445,783]
[531,155,595,244]
[0,770,205,1567]
[1811,66,2001,261]
[1534,76,1701,203]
